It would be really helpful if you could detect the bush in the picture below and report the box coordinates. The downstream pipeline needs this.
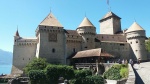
[45,64,74,83]
[28,70,47,84]
[69,69,93,84]
[24,57,48,75]
[0,78,8,83]
[84,75,104,84]
[120,67,128,78]
[74,69,92,79]
[69,75,104,84]
[103,64,128,80]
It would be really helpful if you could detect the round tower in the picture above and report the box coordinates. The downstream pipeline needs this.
[76,17,96,50]
[125,22,147,61]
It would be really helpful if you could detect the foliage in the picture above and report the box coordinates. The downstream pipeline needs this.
[0,78,8,83]
[74,69,92,79]
[69,75,104,84]
[45,64,74,83]
[103,64,128,80]
[145,39,150,52]
[84,75,104,84]
[120,68,129,78]
[24,57,48,74]
[28,70,47,84]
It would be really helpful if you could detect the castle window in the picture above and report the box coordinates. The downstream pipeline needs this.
[15,40,16,42]
[102,36,103,39]
[136,41,138,43]
[73,48,76,52]
[52,48,55,53]
[136,50,138,52]
[29,58,30,60]
[130,42,132,44]
[87,38,89,40]
[23,58,24,60]
[120,44,125,46]
[45,26,46,28]
[85,47,87,48]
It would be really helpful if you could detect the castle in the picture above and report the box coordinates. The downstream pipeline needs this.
[11,11,148,75]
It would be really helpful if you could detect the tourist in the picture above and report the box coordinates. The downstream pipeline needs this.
[137,58,141,69]
[129,59,133,67]
[118,59,121,64]
[122,59,125,64]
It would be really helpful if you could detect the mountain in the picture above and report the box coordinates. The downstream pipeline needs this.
[0,49,13,65]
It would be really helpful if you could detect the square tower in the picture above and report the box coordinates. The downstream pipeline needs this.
[99,12,121,34]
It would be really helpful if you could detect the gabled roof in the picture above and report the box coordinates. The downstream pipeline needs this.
[125,22,144,33]
[100,11,121,22]
[78,17,95,28]
[72,48,113,58]
[39,13,63,27]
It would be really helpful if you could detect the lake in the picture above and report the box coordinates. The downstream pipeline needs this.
[0,64,12,75]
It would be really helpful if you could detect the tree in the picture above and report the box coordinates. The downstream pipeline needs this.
[24,57,48,75]
[145,39,150,52]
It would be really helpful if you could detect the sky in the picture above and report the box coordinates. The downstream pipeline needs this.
[0,0,150,52]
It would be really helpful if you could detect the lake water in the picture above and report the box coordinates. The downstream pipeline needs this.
[0,64,12,75]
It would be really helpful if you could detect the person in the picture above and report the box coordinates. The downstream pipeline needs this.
[125,59,128,64]
[129,59,133,67]
[118,59,121,64]
[137,58,141,69]
[122,59,125,64]
[137,58,141,64]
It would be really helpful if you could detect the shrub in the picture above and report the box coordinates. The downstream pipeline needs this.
[28,70,47,84]
[24,57,48,75]
[69,69,93,84]
[69,75,104,84]
[45,64,74,83]
[74,69,92,79]
[120,67,128,78]
[103,64,128,80]
[84,75,104,84]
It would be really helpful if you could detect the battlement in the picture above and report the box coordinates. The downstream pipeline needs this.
[15,38,37,46]
[36,26,64,36]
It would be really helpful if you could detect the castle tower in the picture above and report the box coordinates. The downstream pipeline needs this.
[126,22,147,61]
[76,17,96,50]
[35,12,66,64]
[99,11,121,34]
[12,29,37,75]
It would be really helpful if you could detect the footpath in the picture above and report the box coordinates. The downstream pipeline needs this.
[133,62,150,84]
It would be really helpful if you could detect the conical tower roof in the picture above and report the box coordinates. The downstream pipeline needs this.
[125,22,144,33]
[78,17,95,28]
[39,13,63,27]
[100,11,121,22]
[15,29,20,37]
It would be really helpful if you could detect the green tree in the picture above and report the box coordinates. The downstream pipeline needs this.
[145,39,150,52]
[29,70,47,84]
[24,57,48,75]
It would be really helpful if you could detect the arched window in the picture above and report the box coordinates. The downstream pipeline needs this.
[52,48,55,53]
